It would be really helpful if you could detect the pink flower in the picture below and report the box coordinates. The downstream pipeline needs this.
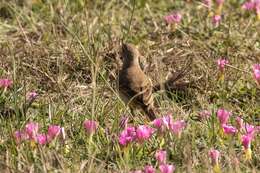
[162,115,174,129]
[83,120,98,134]
[209,149,220,165]
[253,64,260,84]
[203,0,212,8]
[159,164,175,173]
[242,1,255,10]
[144,165,156,173]
[256,126,260,133]
[212,15,222,26]
[242,0,260,13]
[242,135,252,149]
[25,122,39,140]
[222,124,237,135]
[235,117,244,130]
[254,0,260,10]
[0,78,12,88]
[243,123,255,136]
[216,0,225,5]
[153,115,174,133]
[155,150,167,164]
[170,120,186,136]
[153,118,163,129]
[119,126,136,146]
[136,125,155,142]
[217,108,231,125]
[217,59,228,72]
[13,130,29,144]
[27,91,38,100]
[198,110,211,120]
[254,1,260,9]
[164,12,182,24]
[36,134,48,145]
[242,134,253,160]
[47,125,61,140]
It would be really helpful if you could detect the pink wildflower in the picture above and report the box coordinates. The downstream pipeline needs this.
[153,115,174,133]
[164,12,182,24]
[255,126,260,133]
[47,125,61,140]
[203,0,212,8]
[254,0,260,9]
[25,122,39,140]
[198,110,211,120]
[235,117,244,130]
[144,165,156,173]
[212,15,222,26]
[170,120,186,136]
[243,123,255,136]
[83,120,98,134]
[217,59,229,72]
[13,130,29,144]
[242,135,252,149]
[153,118,163,129]
[159,164,175,173]
[253,64,260,84]
[242,0,260,14]
[255,0,260,11]
[209,149,220,165]
[242,134,253,160]
[162,115,174,129]
[216,0,224,5]
[0,78,12,88]
[27,91,38,100]
[36,134,48,145]
[136,125,155,142]
[242,1,255,10]
[155,150,167,164]
[217,108,231,125]
[119,126,136,146]
[222,124,237,135]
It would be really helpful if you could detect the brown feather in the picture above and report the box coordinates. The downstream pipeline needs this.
[118,43,156,121]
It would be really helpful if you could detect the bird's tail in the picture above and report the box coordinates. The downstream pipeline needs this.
[153,57,193,93]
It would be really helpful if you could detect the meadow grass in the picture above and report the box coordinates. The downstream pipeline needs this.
[0,0,259,172]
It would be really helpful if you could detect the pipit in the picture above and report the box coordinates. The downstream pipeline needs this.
[118,43,157,121]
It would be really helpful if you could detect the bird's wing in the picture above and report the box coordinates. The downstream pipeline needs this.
[119,76,153,109]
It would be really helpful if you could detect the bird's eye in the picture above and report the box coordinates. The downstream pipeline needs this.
[140,61,145,70]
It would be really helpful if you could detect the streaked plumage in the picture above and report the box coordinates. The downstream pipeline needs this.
[118,43,156,121]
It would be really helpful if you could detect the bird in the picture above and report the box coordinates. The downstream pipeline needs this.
[152,60,193,93]
[118,43,157,121]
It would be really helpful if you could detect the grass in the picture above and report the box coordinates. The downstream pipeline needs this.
[0,0,260,172]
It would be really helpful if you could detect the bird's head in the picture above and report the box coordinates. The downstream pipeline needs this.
[121,43,140,64]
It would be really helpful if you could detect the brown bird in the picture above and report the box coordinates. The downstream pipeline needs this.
[118,43,157,121]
